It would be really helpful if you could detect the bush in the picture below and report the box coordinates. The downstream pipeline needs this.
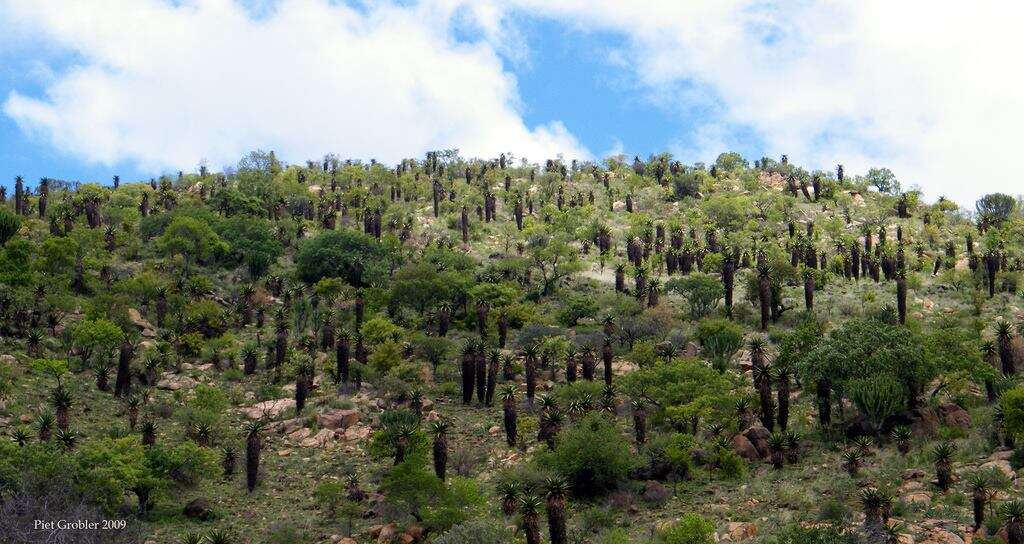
[763,524,857,544]
[1000,387,1024,440]
[543,412,635,497]
[295,229,389,286]
[434,519,512,544]
[695,318,743,365]
[654,513,715,544]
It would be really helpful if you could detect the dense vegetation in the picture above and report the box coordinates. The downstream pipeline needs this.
[0,150,1023,544]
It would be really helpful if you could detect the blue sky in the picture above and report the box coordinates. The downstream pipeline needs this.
[1,1,1021,205]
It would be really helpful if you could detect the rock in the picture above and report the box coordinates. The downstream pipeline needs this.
[183,498,213,520]
[344,425,371,441]
[156,373,197,391]
[141,328,157,338]
[318,409,360,430]
[902,492,931,505]
[277,417,305,434]
[288,428,312,441]
[721,521,758,541]
[989,449,1014,461]
[684,342,701,358]
[730,435,760,461]
[128,308,155,330]
[981,459,1015,479]
[902,468,926,481]
[405,523,425,542]
[0,354,17,366]
[938,403,971,429]
[742,426,771,458]
[278,449,292,457]
[918,528,964,544]
[300,429,335,448]
[488,426,501,436]
[243,398,296,419]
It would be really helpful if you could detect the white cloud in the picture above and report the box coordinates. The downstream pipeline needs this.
[1,0,589,172]
[485,0,1024,204]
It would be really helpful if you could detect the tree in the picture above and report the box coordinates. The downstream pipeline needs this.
[390,261,453,313]
[866,167,900,194]
[71,319,124,367]
[665,273,721,320]
[157,216,227,274]
[295,229,389,286]
[216,216,283,278]
[523,225,582,296]
[976,193,1016,228]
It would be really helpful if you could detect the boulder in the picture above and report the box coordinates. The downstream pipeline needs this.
[0,354,16,366]
[288,428,312,441]
[938,403,971,429]
[183,498,213,520]
[318,409,360,431]
[918,528,964,544]
[243,398,296,419]
[742,426,771,458]
[156,373,197,391]
[721,522,758,541]
[730,435,760,461]
[981,459,1015,479]
[300,429,335,448]
[128,308,155,330]
[344,425,371,441]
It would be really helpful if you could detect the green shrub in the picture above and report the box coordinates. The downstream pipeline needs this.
[763,524,857,544]
[654,513,715,544]
[542,412,635,497]
[434,519,512,544]
[665,273,722,320]
[1001,387,1024,440]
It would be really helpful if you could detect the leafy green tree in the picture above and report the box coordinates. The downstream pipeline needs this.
[157,216,227,274]
[665,273,722,319]
[71,319,124,366]
[866,167,900,194]
[976,193,1016,227]
[216,216,282,278]
[390,261,453,313]
[295,229,389,286]
[622,357,733,432]
[523,225,582,296]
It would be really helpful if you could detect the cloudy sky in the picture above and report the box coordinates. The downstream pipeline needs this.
[1,0,1021,205]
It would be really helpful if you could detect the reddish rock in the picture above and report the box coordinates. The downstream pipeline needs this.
[318,409,360,431]
[938,403,971,429]
[730,434,760,461]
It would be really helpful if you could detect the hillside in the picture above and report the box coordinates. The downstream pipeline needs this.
[0,151,1023,544]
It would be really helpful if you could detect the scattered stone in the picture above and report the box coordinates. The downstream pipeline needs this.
[489,426,501,436]
[318,408,360,431]
[0,354,17,366]
[288,428,312,442]
[917,527,964,544]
